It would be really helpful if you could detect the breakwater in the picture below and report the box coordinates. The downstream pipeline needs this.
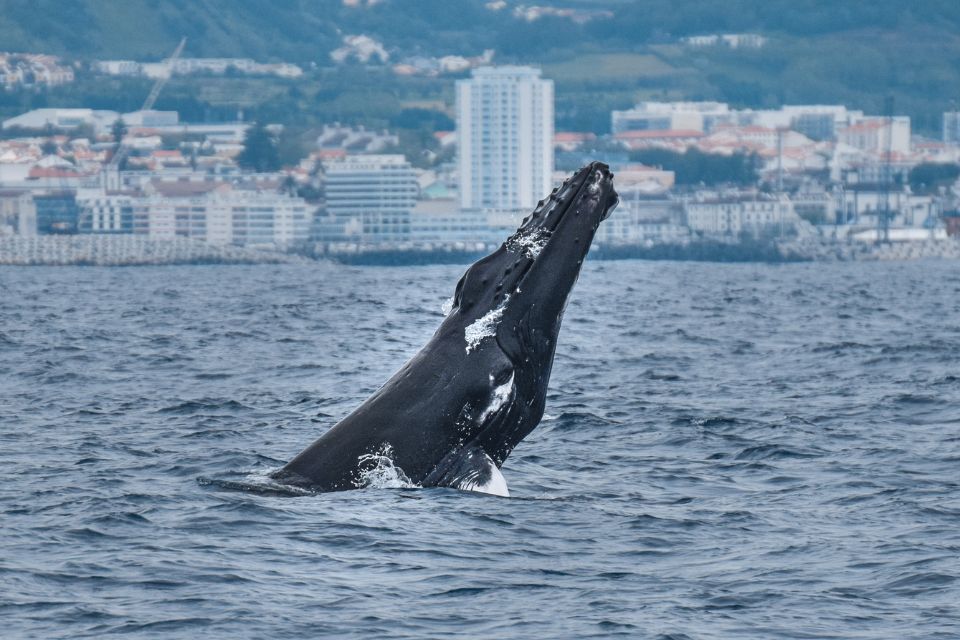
[0,235,304,266]
[3,235,959,266]
[778,237,960,261]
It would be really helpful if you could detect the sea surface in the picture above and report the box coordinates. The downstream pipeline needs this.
[1,260,959,639]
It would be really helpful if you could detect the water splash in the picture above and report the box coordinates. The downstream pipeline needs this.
[441,296,454,315]
[197,468,315,496]
[506,228,550,260]
[357,444,417,489]
[464,295,509,353]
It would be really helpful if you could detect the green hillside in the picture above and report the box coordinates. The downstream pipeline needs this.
[1,0,959,135]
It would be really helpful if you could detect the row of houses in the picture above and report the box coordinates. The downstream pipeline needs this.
[611,101,914,152]
[94,57,303,79]
[0,53,74,88]
[0,177,311,249]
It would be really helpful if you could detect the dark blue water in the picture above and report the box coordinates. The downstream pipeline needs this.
[2,260,959,639]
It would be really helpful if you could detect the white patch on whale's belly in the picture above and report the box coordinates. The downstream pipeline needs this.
[478,372,514,423]
[458,452,510,498]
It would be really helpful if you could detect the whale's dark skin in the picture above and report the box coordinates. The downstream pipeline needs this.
[273,162,618,494]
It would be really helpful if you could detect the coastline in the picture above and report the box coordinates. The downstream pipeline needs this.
[3,234,959,266]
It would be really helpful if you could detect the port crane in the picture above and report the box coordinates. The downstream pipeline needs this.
[100,37,187,189]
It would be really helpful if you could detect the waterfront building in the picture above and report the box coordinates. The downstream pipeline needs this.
[74,181,311,248]
[832,186,935,228]
[684,194,800,238]
[410,201,495,243]
[0,190,37,236]
[316,154,418,243]
[75,188,135,233]
[596,192,689,245]
[457,66,554,211]
[34,192,79,234]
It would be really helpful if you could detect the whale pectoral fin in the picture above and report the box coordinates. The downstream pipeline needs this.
[422,443,509,498]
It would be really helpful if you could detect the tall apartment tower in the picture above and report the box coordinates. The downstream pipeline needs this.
[457,66,554,211]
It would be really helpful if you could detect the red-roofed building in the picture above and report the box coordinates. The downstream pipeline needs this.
[553,131,596,151]
[838,116,911,154]
[613,129,704,150]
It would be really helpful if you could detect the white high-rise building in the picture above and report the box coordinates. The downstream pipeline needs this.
[457,66,554,211]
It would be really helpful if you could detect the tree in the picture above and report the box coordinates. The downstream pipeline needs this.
[280,174,298,196]
[111,118,127,146]
[237,122,281,172]
[908,162,960,195]
[628,148,760,186]
[41,139,58,156]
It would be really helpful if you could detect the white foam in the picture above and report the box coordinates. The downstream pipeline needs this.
[356,443,417,489]
[464,296,509,353]
[479,372,514,423]
[441,296,454,315]
[459,452,510,498]
[506,228,549,259]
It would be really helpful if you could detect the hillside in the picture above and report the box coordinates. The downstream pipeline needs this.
[1,0,959,135]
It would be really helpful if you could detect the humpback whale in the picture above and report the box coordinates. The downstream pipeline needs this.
[273,162,618,496]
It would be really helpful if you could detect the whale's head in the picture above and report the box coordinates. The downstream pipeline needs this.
[435,162,618,469]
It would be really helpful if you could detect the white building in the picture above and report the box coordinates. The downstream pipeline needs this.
[0,191,37,236]
[779,105,861,141]
[75,181,310,248]
[838,117,911,155]
[833,187,936,228]
[316,124,399,153]
[681,33,767,48]
[76,188,135,233]
[0,53,74,88]
[122,110,179,127]
[612,101,734,134]
[96,58,303,79]
[596,193,689,245]
[2,108,120,134]
[93,60,141,76]
[317,154,418,242]
[457,66,554,211]
[685,194,800,238]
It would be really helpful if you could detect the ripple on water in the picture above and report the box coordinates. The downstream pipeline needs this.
[1,261,959,639]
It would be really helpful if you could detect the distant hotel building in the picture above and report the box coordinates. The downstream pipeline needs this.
[456,66,554,212]
[315,154,418,242]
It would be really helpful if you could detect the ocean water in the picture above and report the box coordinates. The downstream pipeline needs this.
[1,260,958,639]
